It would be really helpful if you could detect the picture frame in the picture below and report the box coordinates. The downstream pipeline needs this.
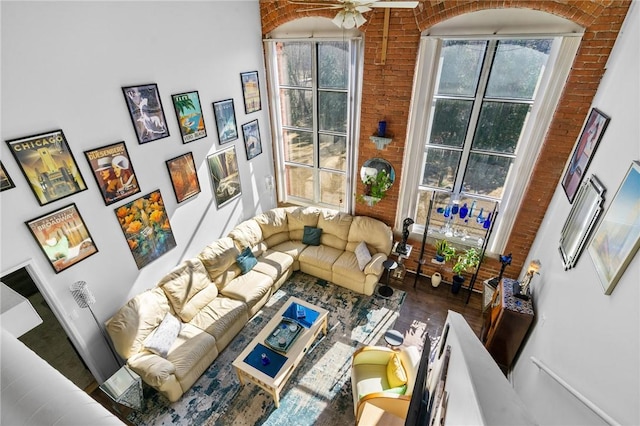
[588,161,640,295]
[0,162,16,191]
[171,91,207,144]
[241,119,263,160]
[240,71,261,114]
[84,141,140,205]
[562,108,610,203]
[212,98,239,144]
[122,83,170,144]
[114,189,176,269]
[26,203,98,273]
[559,175,606,270]
[5,129,87,205]
[207,146,242,209]
[165,152,201,203]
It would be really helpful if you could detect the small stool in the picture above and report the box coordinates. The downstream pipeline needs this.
[384,329,404,349]
[378,259,398,298]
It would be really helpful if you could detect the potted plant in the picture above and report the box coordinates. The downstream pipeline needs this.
[358,170,393,206]
[433,239,455,263]
[451,247,481,294]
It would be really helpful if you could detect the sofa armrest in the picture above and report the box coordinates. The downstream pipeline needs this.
[128,353,176,388]
[363,253,387,275]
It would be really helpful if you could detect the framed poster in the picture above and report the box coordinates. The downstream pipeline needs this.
[122,83,170,144]
[562,108,610,203]
[588,161,640,295]
[84,141,140,205]
[5,129,87,205]
[212,99,238,144]
[207,146,241,209]
[171,91,207,144]
[166,152,201,203]
[241,119,263,160]
[115,190,176,269]
[240,71,261,114]
[26,204,98,273]
[0,162,16,191]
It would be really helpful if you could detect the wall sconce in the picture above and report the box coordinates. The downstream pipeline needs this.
[515,259,541,300]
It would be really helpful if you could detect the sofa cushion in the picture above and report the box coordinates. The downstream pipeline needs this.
[198,237,241,289]
[354,241,372,271]
[228,219,263,251]
[287,207,320,241]
[236,247,258,274]
[254,208,290,248]
[219,270,274,312]
[318,209,353,250]
[166,323,219,388]
[157,259,216,321]
[346,216,393,255]
[105,288,170,360]
[353,363,389,399]
[302,226,322,246]
[144,313,182,358]
[387,352,408,388]
[333,251,366,282]
[253,249,295,281]
[299,245,343,271]
[189,296,248,342]
[269,240,308,265]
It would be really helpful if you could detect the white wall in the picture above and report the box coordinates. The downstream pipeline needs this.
[511,3,640,425]
[0,0,273,381]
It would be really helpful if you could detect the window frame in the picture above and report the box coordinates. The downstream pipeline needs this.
[265,37,363,213]
[398,34,582,254]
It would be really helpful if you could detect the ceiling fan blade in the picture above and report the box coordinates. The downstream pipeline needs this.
[288,1,343,7]
[296,5,344,12]
[369,1,419,8]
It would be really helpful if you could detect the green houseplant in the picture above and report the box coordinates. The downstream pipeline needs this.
[451,247,481,294]
[358,170,393,206]
[433,239,455,263]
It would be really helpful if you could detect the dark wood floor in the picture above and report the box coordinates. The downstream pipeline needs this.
[87,271,484,423]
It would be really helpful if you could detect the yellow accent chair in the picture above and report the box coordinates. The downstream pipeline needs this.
[350,345,421,422]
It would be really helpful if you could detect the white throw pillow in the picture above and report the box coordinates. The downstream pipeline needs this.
[145,313,181,358]
[354,241,372,271]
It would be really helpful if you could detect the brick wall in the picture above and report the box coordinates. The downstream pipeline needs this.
[260,0,631,287]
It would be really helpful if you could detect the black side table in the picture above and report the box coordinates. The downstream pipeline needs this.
[378,259,398,298]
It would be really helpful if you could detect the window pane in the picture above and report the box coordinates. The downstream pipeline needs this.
[472,101,530,153]
[318,91,347,133]
[319,134,346,171]
[462,153,514,198]
[280,88,313,128]
[285,165,314,201]
[319,171,345,207]
[277,42,312,88]
[284,129,313,165]
[437,40,487,96]
[422,148,461,190]
[429,99,473,147]
[318,42,349,89]
[486,39,552,99]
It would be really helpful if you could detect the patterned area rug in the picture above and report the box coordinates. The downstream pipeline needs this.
[127,272,406,426]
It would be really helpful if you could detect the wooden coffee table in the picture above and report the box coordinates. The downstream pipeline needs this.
[232,296,328,407]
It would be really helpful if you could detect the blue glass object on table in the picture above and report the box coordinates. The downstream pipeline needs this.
[261,353,270,366]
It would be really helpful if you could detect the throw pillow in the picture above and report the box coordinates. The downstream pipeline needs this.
[145,313,182,358]
[383,384,408,395]
[354,241,372,271]
[387,352,408,388]
[236,246,258,274]
[302,226,323,246]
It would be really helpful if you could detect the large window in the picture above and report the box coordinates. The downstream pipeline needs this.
[266,38,361,211]
[401,34,581,253]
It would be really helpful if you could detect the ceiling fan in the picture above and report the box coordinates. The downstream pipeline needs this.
[289,0,419,29]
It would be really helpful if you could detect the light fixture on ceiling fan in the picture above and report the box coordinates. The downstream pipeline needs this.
[289,0,419,29]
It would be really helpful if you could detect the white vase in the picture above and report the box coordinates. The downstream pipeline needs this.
[431,272,442,287]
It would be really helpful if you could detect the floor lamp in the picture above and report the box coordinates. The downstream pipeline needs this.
[69,281,121,368]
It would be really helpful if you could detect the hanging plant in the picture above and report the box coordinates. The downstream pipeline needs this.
[357,170,392,205]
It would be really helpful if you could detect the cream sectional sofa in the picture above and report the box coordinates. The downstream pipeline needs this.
[106,207,392,402]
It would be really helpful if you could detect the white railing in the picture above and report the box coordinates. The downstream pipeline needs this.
[530,356,620,426]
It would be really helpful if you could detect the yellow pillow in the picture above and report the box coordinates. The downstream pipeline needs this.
[386,353,408,388]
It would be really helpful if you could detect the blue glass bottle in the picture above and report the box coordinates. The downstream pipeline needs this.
[476,208,485,224]
[483,212,492,229]
[459,203,468,219]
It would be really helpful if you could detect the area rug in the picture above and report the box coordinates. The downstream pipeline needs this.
[127,272,406,426]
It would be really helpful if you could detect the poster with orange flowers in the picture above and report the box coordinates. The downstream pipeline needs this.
[115,189,176,269]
